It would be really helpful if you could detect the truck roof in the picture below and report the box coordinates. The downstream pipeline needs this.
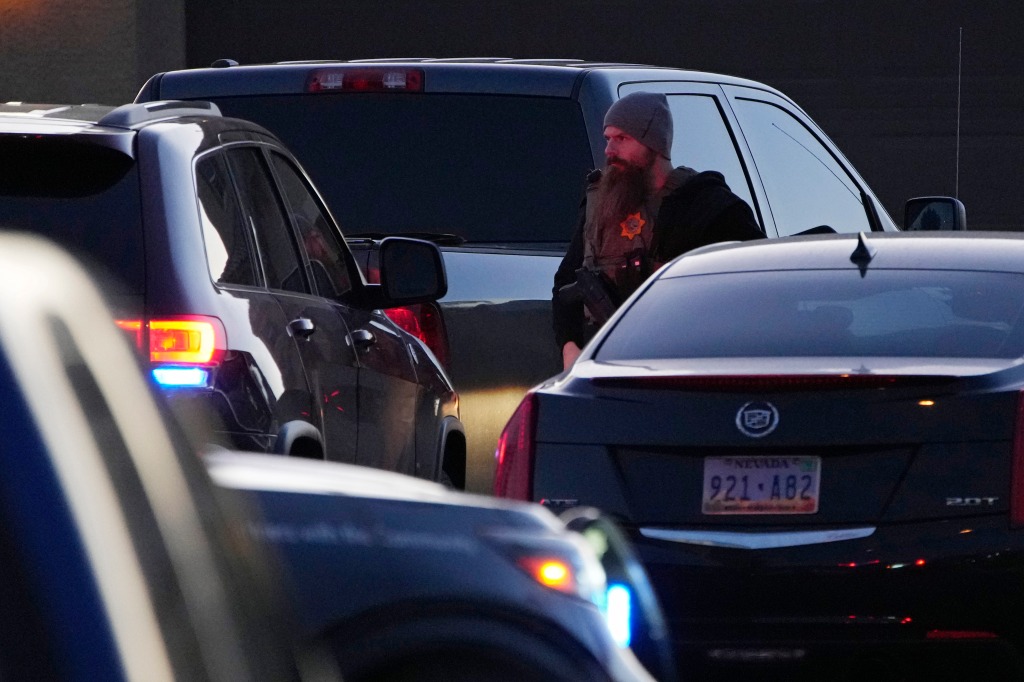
[144,58,783,100]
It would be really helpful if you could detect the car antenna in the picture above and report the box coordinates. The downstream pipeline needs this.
[850,232,876,277]
[955,26,963,199]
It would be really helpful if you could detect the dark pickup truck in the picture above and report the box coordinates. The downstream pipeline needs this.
[137,58,914,492]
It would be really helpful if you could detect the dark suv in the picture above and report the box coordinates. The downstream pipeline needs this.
[0,100,465,486]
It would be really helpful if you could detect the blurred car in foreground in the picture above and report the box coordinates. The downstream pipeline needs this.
[0,100,464,487]
[0,232,305,681]
[496,231,1024,680]
[206,449,670,682]
[2,225,667,682]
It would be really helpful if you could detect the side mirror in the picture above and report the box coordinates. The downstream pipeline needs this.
[354,237,447,309]
[560,507,677,682]
[904,196,967,231]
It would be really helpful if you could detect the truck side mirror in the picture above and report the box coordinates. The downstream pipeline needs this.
[904,196,967,231]
[377,237,448,304]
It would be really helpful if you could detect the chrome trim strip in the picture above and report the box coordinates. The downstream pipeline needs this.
[638,526,876,550]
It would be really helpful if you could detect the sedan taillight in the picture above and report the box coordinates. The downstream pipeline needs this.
[494,392,537,500]
[1011,392,1024,528]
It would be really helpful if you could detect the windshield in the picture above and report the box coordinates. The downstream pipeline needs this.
[0,136,143,294]
[204,93,593,245]
[596,270,1024,360]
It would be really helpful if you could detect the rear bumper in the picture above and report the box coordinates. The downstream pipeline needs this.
[627,516,1024,679]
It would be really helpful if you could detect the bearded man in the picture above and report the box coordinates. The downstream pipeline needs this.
[552,91,764,369]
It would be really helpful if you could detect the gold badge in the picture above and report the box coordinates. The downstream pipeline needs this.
[620,212,645,240]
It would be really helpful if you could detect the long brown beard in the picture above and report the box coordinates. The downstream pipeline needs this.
[595,156,654,236]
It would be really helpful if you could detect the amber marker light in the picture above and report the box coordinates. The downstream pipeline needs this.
[918,399,936,407]
[517,556,576,594]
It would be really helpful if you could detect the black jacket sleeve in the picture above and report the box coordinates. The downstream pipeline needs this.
[552,198,588,349]
[653,171,765,262]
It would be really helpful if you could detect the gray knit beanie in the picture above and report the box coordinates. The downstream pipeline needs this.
[603,92,673,159]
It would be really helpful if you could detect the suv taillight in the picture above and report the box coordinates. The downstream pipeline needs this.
[494,392,536,500]
[1011,391,1024,527]
[385,303,450,370]
[116,315,227,388]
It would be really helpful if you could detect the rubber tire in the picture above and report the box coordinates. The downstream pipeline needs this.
[332,613,609,682]
[368,650,560,682]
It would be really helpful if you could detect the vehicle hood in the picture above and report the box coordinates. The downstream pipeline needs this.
[203,449,550,516]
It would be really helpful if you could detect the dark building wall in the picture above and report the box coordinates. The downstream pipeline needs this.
[185,0,1023,231]
[0,0,184,105]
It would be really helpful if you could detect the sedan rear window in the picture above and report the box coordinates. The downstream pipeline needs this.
[0,137,143,294]
[597,270,1024,360]
[200,93,592,245]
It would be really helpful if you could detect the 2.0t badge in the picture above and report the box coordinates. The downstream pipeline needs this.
[736,402,780,438]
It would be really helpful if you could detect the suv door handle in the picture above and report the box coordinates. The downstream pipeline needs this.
[288,317,316,339]
[351,328,376,350]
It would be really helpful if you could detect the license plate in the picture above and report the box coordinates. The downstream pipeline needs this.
[702,456,821,514]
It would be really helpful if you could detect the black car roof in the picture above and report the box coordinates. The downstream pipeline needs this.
[660,231,1024,278]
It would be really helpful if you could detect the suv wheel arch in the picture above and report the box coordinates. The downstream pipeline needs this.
[275,420,324,459]
[437,417,466,489]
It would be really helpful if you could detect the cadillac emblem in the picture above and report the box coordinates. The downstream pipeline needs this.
[735,401,779,438]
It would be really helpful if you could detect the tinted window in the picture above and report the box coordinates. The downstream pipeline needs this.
[597,271,1024,360]
[204,94,592,244]
[0,137,143,293]
[225,147,306,293]
[731,98,870,236]
[269,153,353,297]
[667,95,755,210]
[196,153,259,287]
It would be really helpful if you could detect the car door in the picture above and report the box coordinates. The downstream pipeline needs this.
[194,149,313,450]
[265,151,422,477]
[722,84,898,234]
[224,144,360,462]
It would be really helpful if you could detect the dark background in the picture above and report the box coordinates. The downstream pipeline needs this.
[185,0,1024,231]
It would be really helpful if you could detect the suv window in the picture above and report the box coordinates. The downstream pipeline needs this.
[731,98,871,236]
[666,94,755,211]
[196,152,259,287]
[225,147,307,294]
[201,94,593,244]
[269,152,353,297]
[0,137,143,293]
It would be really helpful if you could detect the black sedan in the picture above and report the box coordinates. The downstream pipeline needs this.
[495,231,1024,680]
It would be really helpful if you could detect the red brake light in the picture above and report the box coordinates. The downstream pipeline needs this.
[590,374,956,392]
[148,316,226,365]
[926,630,998,640]
[306,68,424,93]
[494,392,537,500]
[1011,391,1024,527]
[115,319,144,349]
[385,303,450,369]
